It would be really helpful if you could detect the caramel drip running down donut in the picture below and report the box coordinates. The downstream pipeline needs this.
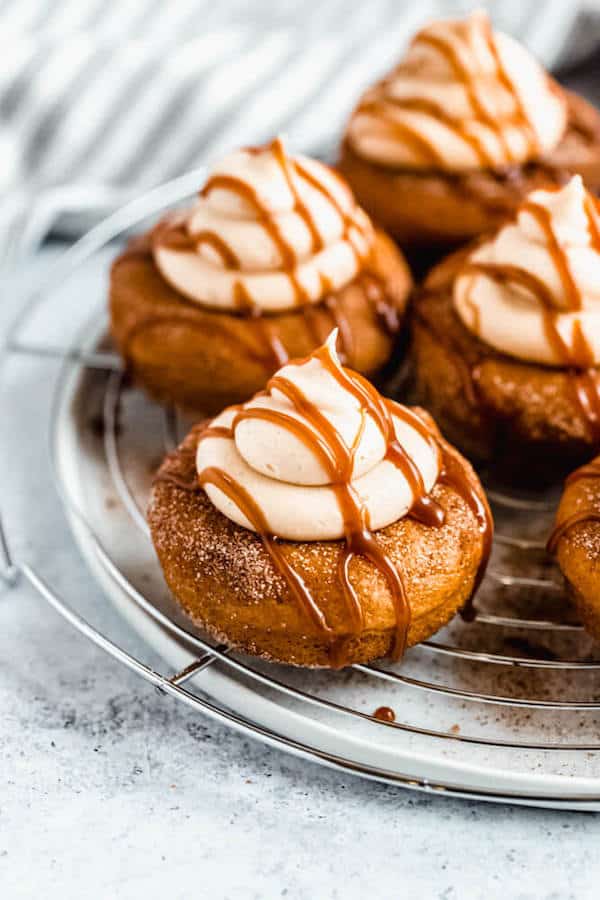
[126,220,288,372]
[461,196,600,443]
[153,140,389,372]
[365,17,539,170]
[547,458,600,553]
[232,281,289,369]
[437,445,493,620]
[197,347,492,665]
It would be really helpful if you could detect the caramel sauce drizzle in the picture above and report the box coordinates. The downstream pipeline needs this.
[547,509,600,555]
[357,98,445,167]
[438,446,493,619]
[198,466,334,634]
[480,18,540,157]
[361,271,401,337]
[416,24,537,163]
[565,458,600,486]
[155,221,194,252]
[271,138,324,255]
[151,140,388,378]
[195,348,492,665]
[461,196,600,443]
[231,281,289,369]
[547,458,600,554]
[291,156,373,271]
[366,92,491,168]
[194,230,240,269]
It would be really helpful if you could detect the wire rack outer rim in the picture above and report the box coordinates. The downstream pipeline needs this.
[42,319,600,801]
[16,562,600,810]
[3,169,600,810]
[72,347,600,723]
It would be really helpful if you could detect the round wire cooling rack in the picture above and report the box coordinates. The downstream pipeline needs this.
[4,171,600,811]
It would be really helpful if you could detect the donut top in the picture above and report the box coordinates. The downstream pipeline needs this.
[153,137,374,314]
[345,10,566,172]
[195,332,492,661]
[453,176,600,368]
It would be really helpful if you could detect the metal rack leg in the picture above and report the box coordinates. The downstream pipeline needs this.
[0,511,19,586]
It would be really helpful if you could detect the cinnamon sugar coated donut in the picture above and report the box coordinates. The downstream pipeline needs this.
[411,177,600,483]
[338,11,600,255]
[148,336,492,668]
[549,458,600,643]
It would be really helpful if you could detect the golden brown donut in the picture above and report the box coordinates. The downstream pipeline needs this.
[549,458,600,642]
[148,419,490,668]
[339,89,600,255]
[110,135,414,419]
[110,227,411,415]
[411,246,600,482]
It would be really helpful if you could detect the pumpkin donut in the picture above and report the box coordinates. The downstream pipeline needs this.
[549,457,600,642]
[338,10,600,259]
[148,333,492,668]
[411,176,600,484]
[110,138,412,415]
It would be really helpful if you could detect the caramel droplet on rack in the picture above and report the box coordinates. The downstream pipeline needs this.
[373,706,396,722]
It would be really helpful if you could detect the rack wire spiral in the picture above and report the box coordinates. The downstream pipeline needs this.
[4,170,600,809]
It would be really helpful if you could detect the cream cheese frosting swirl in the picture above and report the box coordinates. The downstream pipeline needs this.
[454,176,600,367]
[154,138,374,313]
[196,331,441,541]
[346,10,566,172]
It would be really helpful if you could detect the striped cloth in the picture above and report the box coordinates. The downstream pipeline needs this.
[0,0,598,249]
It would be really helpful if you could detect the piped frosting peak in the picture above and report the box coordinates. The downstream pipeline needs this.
[454,176,600,367]
[346,10,566,172]
[196,331,441,541]
[154,138,374,313]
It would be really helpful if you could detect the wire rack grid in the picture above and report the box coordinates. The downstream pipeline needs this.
[3,171,600,810]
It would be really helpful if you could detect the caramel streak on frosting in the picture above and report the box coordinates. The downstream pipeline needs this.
[196,331,456,662]
[454,176,600,440]
[153,137,374,313]
[272,140,324,255]
[346,10,566,172]
[521,200,580,310]
[194,230,241,269]
[382,96,491,166]
[200,173,297,270]
[413,28,516,163]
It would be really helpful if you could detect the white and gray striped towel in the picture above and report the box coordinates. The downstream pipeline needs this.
[0,0,599,252]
